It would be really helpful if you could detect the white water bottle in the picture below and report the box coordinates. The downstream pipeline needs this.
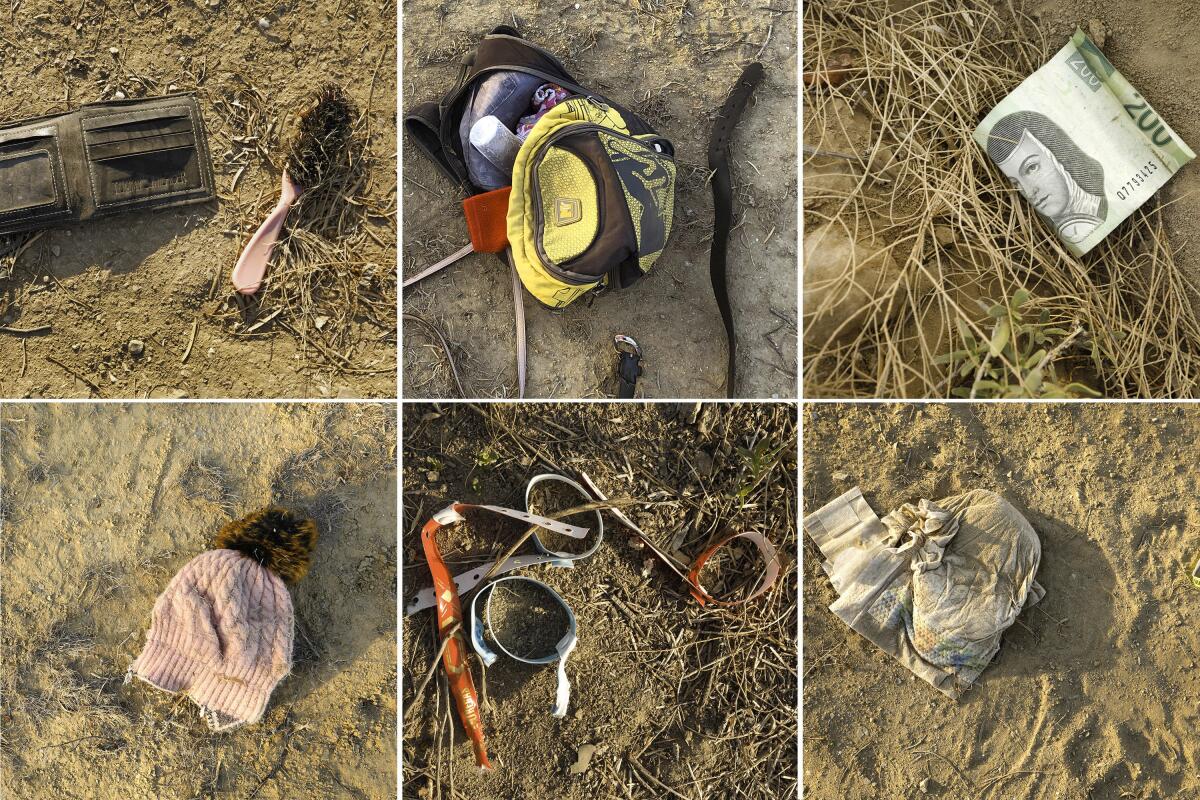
[469,115,522,177]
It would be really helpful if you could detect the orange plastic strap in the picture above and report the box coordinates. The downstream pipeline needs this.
[685,530,781,607]
[421,504,492,771]
[580,472,781,607]
[463,186,512,254]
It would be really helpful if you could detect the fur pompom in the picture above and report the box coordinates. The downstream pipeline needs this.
[286,84,355,189]
[213,507,318,583]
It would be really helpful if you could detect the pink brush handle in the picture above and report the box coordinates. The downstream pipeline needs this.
[231,172,301,295]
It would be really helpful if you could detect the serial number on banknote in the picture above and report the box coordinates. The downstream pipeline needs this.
[1116,161,1160,202]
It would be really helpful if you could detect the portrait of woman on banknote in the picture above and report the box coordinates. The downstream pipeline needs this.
[986,110,1108,244]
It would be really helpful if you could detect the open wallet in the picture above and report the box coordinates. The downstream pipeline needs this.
[0,94,215,236]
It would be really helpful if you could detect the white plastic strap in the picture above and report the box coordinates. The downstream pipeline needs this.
[580,471,688,580]
[433,504,466,525]
[525,473,604,568]
[468,575,577,717]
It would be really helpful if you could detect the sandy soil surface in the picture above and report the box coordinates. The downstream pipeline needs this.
[0,402,397,799]
[401,3,797,399]
[0,2,397,399]
[803,403,1200,799]
[402,402,798,798]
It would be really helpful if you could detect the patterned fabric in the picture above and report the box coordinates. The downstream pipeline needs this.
[126,549,293,731]
[598,131,676,271]
[881,499,958,573]
[516,83,571,140]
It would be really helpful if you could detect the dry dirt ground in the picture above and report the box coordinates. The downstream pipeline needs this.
[803,403,1200,800]
[401,402,798,799]
[0,402,397,799]
[401,2,798,399]
[0,2,397,400]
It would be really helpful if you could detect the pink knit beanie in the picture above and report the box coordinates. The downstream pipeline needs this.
[127,508,318,731]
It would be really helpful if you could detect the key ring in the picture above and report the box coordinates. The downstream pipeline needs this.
[614,334,642,358]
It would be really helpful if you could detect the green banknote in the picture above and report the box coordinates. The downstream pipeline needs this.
[974,29,1194,257]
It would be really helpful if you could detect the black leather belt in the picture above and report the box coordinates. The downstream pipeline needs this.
[707,62,764,399]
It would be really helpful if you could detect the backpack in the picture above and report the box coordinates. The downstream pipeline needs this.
[403,26,677,308]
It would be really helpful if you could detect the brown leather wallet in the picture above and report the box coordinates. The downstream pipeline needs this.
[0,93,216,236]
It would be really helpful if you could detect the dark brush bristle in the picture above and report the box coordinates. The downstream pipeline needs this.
[286,84,355,189]
[213,507,319,583]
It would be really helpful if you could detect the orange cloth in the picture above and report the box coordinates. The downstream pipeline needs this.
[462,186,511,253]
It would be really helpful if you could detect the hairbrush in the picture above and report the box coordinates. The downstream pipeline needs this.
[230,85,355,295]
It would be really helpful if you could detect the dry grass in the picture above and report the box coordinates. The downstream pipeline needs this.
[401,402,797,800]
[179,458,239,514]
[803,0,1200,398]
[267,403,396,533]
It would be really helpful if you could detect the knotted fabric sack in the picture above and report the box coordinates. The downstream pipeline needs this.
[127,508,317,730]
[804,487,1045,698]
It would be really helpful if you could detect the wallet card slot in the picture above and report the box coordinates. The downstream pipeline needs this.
[87,131,196,162]
[81,106,191,132]
[86,145,203,208]
[0,125,58,148]
[0,129,68,219]
[83,106,205,208]
[84,116,194,145]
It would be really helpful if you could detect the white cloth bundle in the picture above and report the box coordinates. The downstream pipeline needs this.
[804,487,1045,698]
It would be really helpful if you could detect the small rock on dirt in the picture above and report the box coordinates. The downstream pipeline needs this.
[567,743,596,775]
[1087,19,1107,48]
[128,339,145,356]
